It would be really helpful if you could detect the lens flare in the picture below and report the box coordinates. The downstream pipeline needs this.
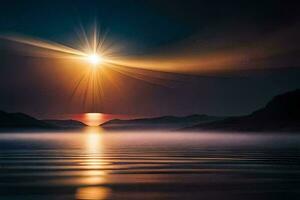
[0,23,181,112]
[87,54,103,66]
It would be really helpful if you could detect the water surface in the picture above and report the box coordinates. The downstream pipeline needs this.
[0,128,300,199]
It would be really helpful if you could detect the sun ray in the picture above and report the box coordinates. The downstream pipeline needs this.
[0,24,183,113]
[1,35,87,58]
[109,65,173,88]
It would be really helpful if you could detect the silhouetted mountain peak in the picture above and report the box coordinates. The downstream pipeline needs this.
[0,111,86,131]
[0,110,52,128]
[250,89,300,120]
[187,89,300,132]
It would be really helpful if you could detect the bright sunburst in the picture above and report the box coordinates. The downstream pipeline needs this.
[87,54,103,66]
[0,24,173,112]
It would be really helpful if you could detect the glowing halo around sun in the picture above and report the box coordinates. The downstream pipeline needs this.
[87,54,103,66]
[0,23,118,70]
[0,24,177,112]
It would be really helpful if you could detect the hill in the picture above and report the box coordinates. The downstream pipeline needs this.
[101,114,224,130]
[43,120,86,129]
[0,111,53,129]
[186,89,300,132]
[0,111,86,131]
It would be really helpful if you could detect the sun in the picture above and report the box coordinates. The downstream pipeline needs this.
[87,54,103,65]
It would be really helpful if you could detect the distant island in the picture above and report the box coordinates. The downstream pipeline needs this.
[0,89,299,132]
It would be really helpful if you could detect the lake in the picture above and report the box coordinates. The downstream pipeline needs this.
[0,127,300,200]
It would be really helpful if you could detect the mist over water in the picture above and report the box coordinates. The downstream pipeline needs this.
[0,129,300,200]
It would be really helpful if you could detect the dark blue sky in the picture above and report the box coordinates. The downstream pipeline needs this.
[1,0,297,52]
[0,0,192,53]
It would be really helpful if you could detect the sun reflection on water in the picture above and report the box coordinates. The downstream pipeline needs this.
[76,186,111,200]
[83,126,106,179]
[85,127,103,154]
[76,127,111,199]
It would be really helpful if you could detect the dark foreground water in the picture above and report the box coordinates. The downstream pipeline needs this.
[0,127,300,200]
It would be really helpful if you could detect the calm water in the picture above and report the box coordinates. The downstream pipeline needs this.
[0,127,300,200]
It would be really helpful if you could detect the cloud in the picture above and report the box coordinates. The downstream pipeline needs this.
[112,24,300,75]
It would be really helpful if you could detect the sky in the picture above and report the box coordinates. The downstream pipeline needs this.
[0,0,299,119]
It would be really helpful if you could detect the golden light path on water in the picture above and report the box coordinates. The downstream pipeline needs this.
[76,126,111,200]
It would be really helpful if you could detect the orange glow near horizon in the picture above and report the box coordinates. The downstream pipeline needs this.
[84,113,103,126]
[69,113,135,126]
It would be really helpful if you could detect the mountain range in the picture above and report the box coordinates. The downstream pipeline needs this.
[0,89,299,132]
[101,114,224,130]
[101,89,300,132]
[0,111,86,131]
[185,89,300,132]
